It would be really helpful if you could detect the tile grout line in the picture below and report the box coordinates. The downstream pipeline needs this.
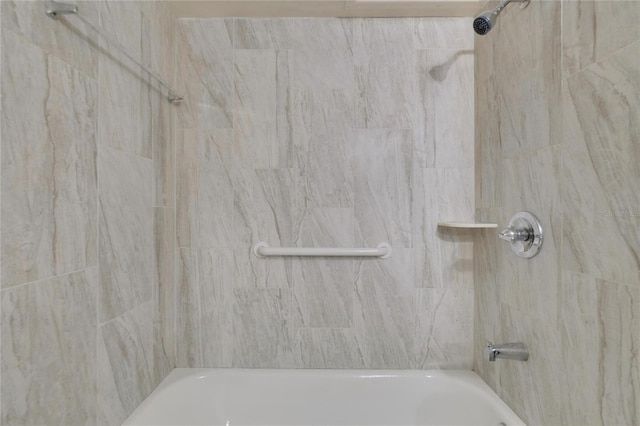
[1,266,98,293]
[0,0,2,398]
[563,37,640,82]
[172,13,180,369]
[228,16,237,367]
[95,4,103,421]
[98,298,156,329]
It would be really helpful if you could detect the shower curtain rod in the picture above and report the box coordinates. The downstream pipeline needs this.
[45,1,183,104]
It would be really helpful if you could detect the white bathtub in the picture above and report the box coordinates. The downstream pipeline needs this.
[123,369,525,426]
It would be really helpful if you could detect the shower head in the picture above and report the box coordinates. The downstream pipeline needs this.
[473,0,529,35]
[473,9,500,35]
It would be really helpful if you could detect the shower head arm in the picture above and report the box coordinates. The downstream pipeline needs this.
[494,0,529,14]
[494,0,511,14]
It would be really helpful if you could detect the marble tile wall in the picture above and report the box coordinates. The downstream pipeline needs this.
[175,17,475,369]
[474,1,640,424]
[1,1,176,424]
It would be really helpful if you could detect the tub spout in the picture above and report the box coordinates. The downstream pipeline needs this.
[484,342,529,362]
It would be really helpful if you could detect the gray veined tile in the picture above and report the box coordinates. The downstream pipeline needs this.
[353,18,417,129]
[416,167,474,227]
[292,89,354,208]
[175,248,233,368]
[176,128,234,249]
[474,27,494,85]
[1,0,99,79]
[1,268,97,426]
[413,18,474,50]
[168,16,482,374]
[415,287,473,369]
[472,211,506,390]
[413,27,474,168]
[153,207,175,380]
[231,247,292,289]
[418,48,474,169]
[232,288,301,368]
[140,13,155,160]
[563,0,640,77]
[469,2,640,424]
[98,56,151,158]
[152,89,176,207]
[354,248,415,369]
[561,83,607,219]
[414,168,474,289]
[491,304,530,422]
[276,50,295,168]
[292,18,354,91]
[142,61,174,193]
[146,1,176,82]
[97,301,155,426]
[232,168,302,251]
[174,125,199,192]
[558,271,601,425]
[293,208,354,328]
[180,127,236,178]
[174,48,200,130]
[497,71,561,158]
[234,18,295,49]
[99,1,144,63]
[597,279,640,426]
[234,49,278,169]
[353,18,414,60]
[98,147,154,323]
[473,209,504,326]
[562,41,640,285]
[176,19,233,129]
[1,29,97,289]
[527,272,640,426]
[97,2,153,160]
[414,61,434,168]
[415,233,473,290]
[493,0,561,158]
[149,4,177,208]
[501,146,561,321]
[351,129,413,248]
[502,145,561,218]
[300,328,366,369]
[563,212,640,289]
[496,302,564,426]
[475,75,502,209]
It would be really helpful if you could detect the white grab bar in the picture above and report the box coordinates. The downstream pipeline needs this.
[252,242,392,259]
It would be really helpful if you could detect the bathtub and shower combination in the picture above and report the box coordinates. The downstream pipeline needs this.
[123,237,532,426]
[122,243,531,425]
[44,3,524,423]
[123,245,526,425]
[122,248,527,426]
[120,232,532,425]
[125,244,526,425]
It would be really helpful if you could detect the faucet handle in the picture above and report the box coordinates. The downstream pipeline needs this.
[497,212,544,259]
[498,227,530,243]
[498,228,517,242]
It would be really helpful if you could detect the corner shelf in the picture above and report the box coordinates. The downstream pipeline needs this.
[437,222,498,229]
